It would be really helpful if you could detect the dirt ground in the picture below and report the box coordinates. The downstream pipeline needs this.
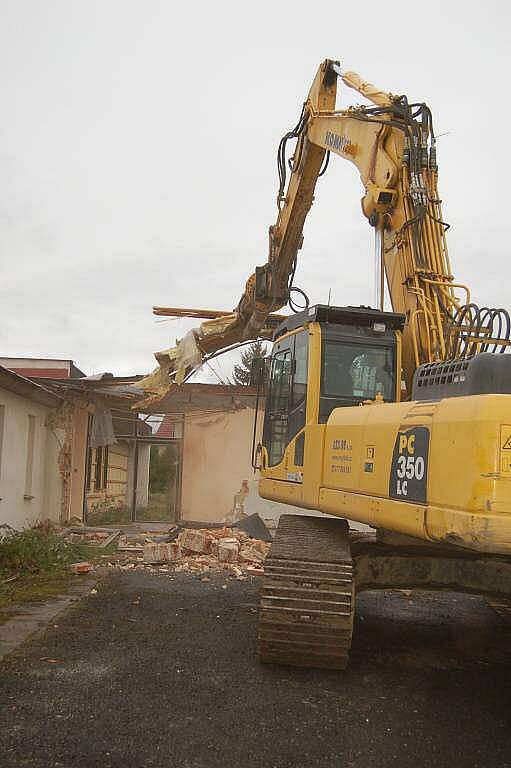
[1,572,510,768]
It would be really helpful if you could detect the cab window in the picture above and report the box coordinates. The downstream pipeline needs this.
[320,341,395,422]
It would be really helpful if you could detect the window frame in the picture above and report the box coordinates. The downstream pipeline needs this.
[321,340,396,402]
[263,330,309,468]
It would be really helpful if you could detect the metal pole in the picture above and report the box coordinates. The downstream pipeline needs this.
[374,229,384,311]
[131,440,139,522]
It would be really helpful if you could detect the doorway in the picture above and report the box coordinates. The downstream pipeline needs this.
[84,410,183,525]
[135,442,181,522]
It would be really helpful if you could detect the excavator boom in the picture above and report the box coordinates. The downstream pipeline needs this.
[141,59,508,403]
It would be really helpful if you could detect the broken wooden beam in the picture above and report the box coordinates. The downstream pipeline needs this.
[153,306,231,319]
[153,306,287,323]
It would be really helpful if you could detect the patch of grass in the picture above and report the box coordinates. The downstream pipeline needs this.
[0,573,74,618]
[0,529,111,613]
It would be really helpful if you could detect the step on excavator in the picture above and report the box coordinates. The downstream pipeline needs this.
[143,60,511,670]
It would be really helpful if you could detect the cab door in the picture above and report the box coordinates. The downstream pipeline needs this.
[262,330,308,480]
[263,345,292,469]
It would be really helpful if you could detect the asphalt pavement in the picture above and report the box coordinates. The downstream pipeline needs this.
[1,572,510,768]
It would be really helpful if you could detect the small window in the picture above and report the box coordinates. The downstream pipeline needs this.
[93,446,109,491]
[91,446,109,492]
[268,351,292,415]
[292,332,308,409]
[287,331,309,444]
[294,432,305,467]
[86,448,93,491]
[103,446,109,489]
[94,447,102,491]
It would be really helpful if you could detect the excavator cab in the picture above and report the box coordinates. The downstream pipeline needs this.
[259,305,404,504]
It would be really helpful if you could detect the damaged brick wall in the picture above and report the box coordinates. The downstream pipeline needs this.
[46,398,90,524]
[180,407,264,524]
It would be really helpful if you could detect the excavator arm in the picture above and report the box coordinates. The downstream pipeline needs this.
[140,59,506,401]
[246,58,460,391]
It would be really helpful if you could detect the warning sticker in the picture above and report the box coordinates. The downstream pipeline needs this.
[500,425,511,474]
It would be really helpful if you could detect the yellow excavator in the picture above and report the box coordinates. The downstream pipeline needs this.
[144,60,511,670]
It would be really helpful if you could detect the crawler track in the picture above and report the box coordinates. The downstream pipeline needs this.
[257,515,354,670]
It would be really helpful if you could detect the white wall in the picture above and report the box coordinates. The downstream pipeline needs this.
[0,388,62,529]
[69,404,88,522]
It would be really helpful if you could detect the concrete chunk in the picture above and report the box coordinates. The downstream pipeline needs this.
[143,542,181,564]
[178,529,212,555]
[217,539,239,563]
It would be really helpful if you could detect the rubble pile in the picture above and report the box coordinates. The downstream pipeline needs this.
[62,526,120,548]
[99,524,271,578]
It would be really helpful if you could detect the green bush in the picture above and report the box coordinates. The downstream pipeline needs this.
[149,444,176,493]
[0,529,86,576]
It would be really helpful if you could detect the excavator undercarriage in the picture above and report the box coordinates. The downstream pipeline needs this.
[258,514,511,670]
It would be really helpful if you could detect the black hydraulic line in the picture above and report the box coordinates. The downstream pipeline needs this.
[288,286,310,313]
[251,377,263,470]
[277,104,308,205]
[426,210,451,231]
[318,150,330,177]
[447,304,511,359]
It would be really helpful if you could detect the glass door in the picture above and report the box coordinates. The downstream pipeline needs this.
[135,442,180,522]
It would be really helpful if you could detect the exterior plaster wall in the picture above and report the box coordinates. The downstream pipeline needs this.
[69,406,89,522]
[180,408,263,523]
[0,388,61,528]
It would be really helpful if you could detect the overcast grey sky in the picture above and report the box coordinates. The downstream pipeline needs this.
[1,0,509,380]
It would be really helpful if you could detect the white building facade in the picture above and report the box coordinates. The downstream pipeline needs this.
[0,366,63,529]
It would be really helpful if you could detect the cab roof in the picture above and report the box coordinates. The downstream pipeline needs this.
[273,304,405,339]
